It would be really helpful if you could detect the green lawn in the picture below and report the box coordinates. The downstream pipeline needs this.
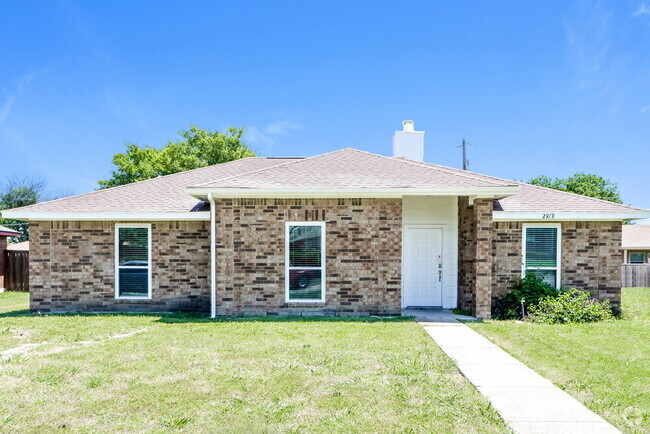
[0,292,505,432]
[468,288,650,433]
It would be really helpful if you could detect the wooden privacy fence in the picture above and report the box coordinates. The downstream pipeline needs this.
[621,264,650,288]
[4,250,29,292]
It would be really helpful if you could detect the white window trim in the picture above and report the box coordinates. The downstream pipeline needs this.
[285,221,326,303]
[115,223,152,300]
[521,223,562,289]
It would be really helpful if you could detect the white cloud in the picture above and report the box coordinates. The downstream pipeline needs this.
[633,3,650,17]
[264,119,303,136]
[246,119,304,146]
[641,105,650,113]
[0,71,37,124]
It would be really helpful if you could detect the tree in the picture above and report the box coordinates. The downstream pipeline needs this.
[98,126,255,189]
[527,173,622,203]
[0,175,66,241]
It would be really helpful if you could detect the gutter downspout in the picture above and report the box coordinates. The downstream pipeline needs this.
[208,193,217,318]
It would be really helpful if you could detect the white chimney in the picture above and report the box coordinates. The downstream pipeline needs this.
[392,120,424,161]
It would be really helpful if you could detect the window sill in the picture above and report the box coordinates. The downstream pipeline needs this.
[286,300,326,305]
[115,297,152,301]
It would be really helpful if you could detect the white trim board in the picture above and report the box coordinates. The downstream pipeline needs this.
[494,211,650,221]
[1,211,210,221]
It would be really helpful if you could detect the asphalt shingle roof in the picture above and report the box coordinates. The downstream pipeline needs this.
[4,148,646,215]
[191,149,515,190]
[9,157,301,213]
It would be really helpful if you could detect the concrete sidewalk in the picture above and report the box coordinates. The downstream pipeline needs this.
[414,310,619,434]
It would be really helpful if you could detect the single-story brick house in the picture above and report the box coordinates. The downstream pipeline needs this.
[0,225,21,289]
[622,225,650,264]
[4,122,649,318]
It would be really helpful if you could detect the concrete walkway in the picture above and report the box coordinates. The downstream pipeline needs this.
[410,309,619,434]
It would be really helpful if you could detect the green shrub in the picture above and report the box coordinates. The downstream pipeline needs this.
[492,274,559,320]
[528,288,613,324]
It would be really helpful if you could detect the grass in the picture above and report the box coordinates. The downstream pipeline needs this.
[0,292,506,432]
[468,287,650,433]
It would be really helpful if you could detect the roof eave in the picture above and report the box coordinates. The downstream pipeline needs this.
[186,186,520,200]
[494,211,650,222]
[0,211,211,222]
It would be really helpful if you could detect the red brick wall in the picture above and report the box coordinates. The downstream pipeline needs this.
[473,199,494,318]
[562,221,622,309]
[457,197,475,312]
[29,221,210,312]
[491,221,622,310]
[457,197,494,318]
[492,222,523,300]
[216,198,402,316]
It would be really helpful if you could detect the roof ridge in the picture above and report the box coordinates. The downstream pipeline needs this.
[389,157,517,187]
[197,147,514,189]
[189,148,356,188]
[5,157,273,213]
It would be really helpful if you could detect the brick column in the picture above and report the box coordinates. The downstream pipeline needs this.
[472,199,494,319]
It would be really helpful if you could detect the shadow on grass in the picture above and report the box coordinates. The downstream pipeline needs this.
[0,308,414,323]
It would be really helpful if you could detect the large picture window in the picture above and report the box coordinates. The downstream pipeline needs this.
[522,224,561,288]
[115,224,151,299]
[285,222,325,302]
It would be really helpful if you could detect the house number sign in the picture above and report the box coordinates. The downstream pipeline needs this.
[542,213,556,219]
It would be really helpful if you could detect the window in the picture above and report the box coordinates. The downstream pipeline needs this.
[115,224,151,299]
[629,252,646,264]
[285,222,325,302]
[522,224,561,288]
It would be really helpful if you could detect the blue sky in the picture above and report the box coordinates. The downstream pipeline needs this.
[1,0,649,215]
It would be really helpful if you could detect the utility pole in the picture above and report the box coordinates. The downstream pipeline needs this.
[458,138,469,170]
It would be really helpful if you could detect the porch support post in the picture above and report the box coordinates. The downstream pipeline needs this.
[208,193,217,318]
[472,198,494,319]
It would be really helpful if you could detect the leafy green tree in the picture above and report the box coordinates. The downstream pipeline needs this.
[527,173,622,203]
[98,126,255,189]
[0,177,45,241]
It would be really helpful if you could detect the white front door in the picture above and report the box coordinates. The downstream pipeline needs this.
[403,227,443,307]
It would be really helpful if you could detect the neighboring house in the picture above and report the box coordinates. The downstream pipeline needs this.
[0,225,21,289]
[6,241,29,252]
[3,121,649,318]
[622,225,650,264]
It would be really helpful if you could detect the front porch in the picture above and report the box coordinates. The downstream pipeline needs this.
[401,196,495,319]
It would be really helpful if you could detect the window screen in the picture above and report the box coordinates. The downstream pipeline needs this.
[287,224,324,301]
[524,226,559,288]
[116,226,150,298]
